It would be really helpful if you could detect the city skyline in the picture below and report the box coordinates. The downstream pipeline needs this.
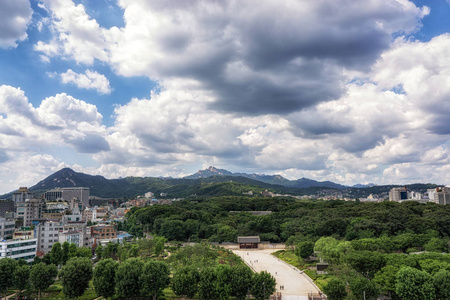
[1,0,450,194]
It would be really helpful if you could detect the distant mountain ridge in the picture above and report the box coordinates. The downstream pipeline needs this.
[184,166,347,189]
[1,167,439,200]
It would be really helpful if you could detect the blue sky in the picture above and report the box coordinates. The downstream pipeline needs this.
[1,0,450,194]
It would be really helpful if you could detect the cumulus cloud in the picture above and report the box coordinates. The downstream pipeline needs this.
[17,0,450,188]
[35,0,428,114]
[0,86,108,158]
[60,69,111,94]
[0,0,32,48]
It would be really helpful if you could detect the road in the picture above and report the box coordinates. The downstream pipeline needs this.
[233,249,321,299]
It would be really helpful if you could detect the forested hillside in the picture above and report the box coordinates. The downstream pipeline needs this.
[123,197,450,244]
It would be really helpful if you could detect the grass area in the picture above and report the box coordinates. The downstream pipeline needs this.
[35,279,98,300]
[272,250,302,269]
[273,249,332,291]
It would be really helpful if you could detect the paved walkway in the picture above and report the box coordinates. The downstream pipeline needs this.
[233,249,321,299]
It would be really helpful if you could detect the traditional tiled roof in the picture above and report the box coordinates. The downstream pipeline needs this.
[237,236,260,243]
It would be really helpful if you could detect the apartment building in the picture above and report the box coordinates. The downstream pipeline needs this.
[389,187,408,202]
[12,187,32,204]
[15,198,43,226]
[0,199,14,218]
[35,220,62,254]
[0,218,15,240]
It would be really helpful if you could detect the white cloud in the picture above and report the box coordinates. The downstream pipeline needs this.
[6,0,450,189]
[60,69,112,94]
[0,0,32,48]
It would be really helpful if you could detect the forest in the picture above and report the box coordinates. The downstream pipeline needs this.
[122,197,450,299]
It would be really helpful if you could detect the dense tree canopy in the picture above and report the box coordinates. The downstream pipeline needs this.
[93,258,118,299]
[59,257,93,299]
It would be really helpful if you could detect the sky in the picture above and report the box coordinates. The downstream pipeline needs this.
[1,0,450,194]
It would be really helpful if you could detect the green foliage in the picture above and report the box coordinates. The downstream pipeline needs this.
[172,265,200,299]
[95,243,103,260]
[68,243,77,259]
[198,267,217,300]
[295,241,314,259]
[373,265,400,296]
[396,266,435,300]
[424,237,447,252]
[62,241,70,264]
[345,250,385,279]
[154,236,166,256]
[115,258,144,298]
[168,243,219,269]
[250,271,276,300]
[30,263,57,300]
[230,265,253,300]
[0,258,17,296]
[315,237,352,264]
[93,258,118,299]
[140,260,170,300]
[433,269,450,300]
[13,264,30,296]
[323,278,347,300]
[50,242,63,266]
[349,276,379,300]
[59,257,93,299]
[214,264,232,300]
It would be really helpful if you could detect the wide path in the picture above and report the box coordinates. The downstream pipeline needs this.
[233,249,321,299]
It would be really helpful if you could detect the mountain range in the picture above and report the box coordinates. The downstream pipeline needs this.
[184,166,347,189]
[0,167,437,200]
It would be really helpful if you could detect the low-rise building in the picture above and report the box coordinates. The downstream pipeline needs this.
[83,208,98,222]
[0,238,37,263]
[13,228,34,240]
[91,225,117,240]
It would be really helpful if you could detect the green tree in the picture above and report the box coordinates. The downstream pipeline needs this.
[250,271,276,300]
[95,244,103,260]
[346,250,385,279]
[349,276,379,300]
[13,265,30,299]
[396,266,435,300]
[230,265,253,300]
[30,263,57,300]
[172,265,200,299]
[373,265,400,297]
[214,265,232,300]
[49,242,63,266]
[62,241,70,264]
[323,278,347,300]
[295,241,314,259]
[93,258,118,299]
[424,237,447,252]
[140,260,170,300]
[154,236,166,256]
[77,247,92,258]
[0,258,18,298]
[115,258,144,299]
[433,269,450,300]
[198,267,216,300]
[68,243,78,258]
[59,257,93,299]
[104,242,119,259]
